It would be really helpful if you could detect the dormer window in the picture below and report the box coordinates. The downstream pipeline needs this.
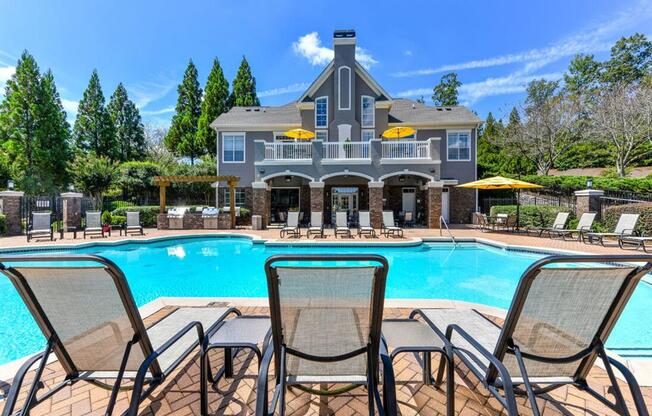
[361,96,375,127]
[315,96,328,128]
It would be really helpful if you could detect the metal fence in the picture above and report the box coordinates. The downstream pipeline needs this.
[481,191,576,214]
[600,190,652,217]
[20,195,62,233]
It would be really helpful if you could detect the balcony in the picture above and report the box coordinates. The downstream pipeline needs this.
[262,142,313,164]
[381,141,430,161]
[322,142,370,164]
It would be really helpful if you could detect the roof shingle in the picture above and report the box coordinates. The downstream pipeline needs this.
[210,103,301,129]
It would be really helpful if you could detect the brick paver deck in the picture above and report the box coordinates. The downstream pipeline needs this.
[0,306,649,415]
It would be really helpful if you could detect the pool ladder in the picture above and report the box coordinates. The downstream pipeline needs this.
[439,216,458,246]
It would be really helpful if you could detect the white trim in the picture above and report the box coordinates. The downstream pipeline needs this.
[251,182,269,189]
[315,130,328,141]
[261,171,315,182]
[321,159,372,165]
[221,132,246,164]
[315,96,328,128]
[309,181,325,189]
[354,62,392,99]
[320,171,375,182]
[255,160,313,166]
[338,66,352,110]
[298,62,334,103]
[378,170,435,182]
[381,159,441,165]
[214,124,300,131]
[361,95,375,128]
[361,129,375,142]
[446,129,472,162]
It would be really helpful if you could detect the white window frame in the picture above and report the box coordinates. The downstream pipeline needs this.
[361,129,375,142]
[446,129,472,162]
[361,95,375,128]
[315,130,328,141]
[315,96,328,128]
[222,132,246,163]
[338,66,352,110]
[224,187,246,207]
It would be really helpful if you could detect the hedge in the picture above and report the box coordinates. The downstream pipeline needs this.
[0,214,6,235]
[111,206,159,227]
[489,205,574,228]
[602,202,652,236]
[520,175,652,195]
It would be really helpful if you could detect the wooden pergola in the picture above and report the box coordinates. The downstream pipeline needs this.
[153,175,240,229]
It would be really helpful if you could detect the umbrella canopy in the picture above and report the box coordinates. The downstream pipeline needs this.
[284,128,315,140]
[457,176,543,190]
[381,126,416,139]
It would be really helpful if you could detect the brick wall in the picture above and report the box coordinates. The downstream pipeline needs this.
[449,187,476,224]
[0,193,23,235]
[427,187,442,228]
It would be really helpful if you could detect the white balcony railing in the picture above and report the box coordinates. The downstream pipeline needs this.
[382,140,430,159]
[264,142,312,161]
[323,142,370,160]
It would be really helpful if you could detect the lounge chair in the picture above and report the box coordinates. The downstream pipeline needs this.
[335,211,352,238]
[0,255,240,416]
[546,212,596,241]
[257,254,397,416]
[619,235,652,252]
[26,212,54,242]
[412,254,652,416]
[526,212,569,237]
[279,211,300,238]
[358,211,376,238]
[83,211,104,238]
[381,211,403,237]
[124,211,144,235]
[306,211,324,238]
[583,213,640,246]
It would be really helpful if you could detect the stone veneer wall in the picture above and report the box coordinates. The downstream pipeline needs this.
[427,187,442,228]
[449,187,476,224]
[157,213,233,230]
[217,186,253,226]
[299,185,310,215]
[0,192,23,235]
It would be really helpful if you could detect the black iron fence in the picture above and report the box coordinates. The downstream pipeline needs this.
[600,190,652,217]
[481,191,576,214]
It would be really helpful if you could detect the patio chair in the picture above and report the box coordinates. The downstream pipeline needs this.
[306,211,324,238]
[526,212,569,237]
[619,235,652,252]
[358,211,377,238]
[381,211,403,238]
[404,211,415,227]
[549,212,596,241]
[583,213,640,246]
[412,254,652,416]
[257,255,397,416]
[124,211,144,235]
[26,212,54,242]
[335,211,352,238]
[0,255,240,416]
[279,211,300,238]
[83,211,104,238]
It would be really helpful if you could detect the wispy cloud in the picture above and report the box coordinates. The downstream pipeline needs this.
[126,78,176,110]
[258,82,310,98]
[292,32,379,69]
[141,106,175,116]
[61,98,78,115]
[0,65,16,96]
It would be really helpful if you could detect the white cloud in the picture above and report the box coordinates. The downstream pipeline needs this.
[127,78,176,110]
[292,32,379,69]
[404,50,413,57]
[258,82,310,98]
[141,107,175,116]
[0,66,16,96]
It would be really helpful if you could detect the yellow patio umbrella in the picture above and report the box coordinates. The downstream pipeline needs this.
[284,128,315,140]
[457,176,543,229]
[381,126,416,139]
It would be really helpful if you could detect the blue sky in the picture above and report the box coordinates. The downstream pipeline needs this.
[1,0,651,127]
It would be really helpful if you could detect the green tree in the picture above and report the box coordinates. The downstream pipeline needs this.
[564,54,602,96]
[230,56,260,106]
[70,152,117,210]
[431,72,461,106]
[117,161,161,204]
[602,33,652,85]
[108,83,146,161]
[74,70,117,159]
[197,58,229,157]
[165,60,203,164]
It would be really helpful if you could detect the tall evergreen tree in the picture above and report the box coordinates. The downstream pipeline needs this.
[564,54,602,96]
[197,58,230,157]
[602,33,652,85]
[74,70,117,159]
[432,72,461,106]
[108,83,146,161]
[230,56,260,106]
[165,60,203,164]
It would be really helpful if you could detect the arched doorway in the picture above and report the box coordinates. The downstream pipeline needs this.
[261,172,315,225]
[320,172,374,225]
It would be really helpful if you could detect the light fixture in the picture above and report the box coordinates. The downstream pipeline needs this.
[7,180,14,190]
[399,175,405,183]
[285,175,292,183]
[68,184,75,192]
[586,178,593,189]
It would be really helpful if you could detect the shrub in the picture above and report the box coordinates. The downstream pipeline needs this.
[489,205,574,228]
[110,215,126,227]
[111,206,159,227]
[520,175,652,195]
[602,202,652,236]
[0,214,6,235]
[101,211,112,225]
[107,200,135,211]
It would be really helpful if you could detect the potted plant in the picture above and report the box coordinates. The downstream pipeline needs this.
[101,211,112,234]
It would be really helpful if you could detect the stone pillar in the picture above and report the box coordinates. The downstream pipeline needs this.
[427,182,443,229]
[252,182,270,229]
[574,189,604,219]
[59,192,83,230]
[368,181,384,229]
[309,182,325,213]
[0,191,25,235]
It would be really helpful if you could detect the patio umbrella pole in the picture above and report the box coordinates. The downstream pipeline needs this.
[516,189,520,231]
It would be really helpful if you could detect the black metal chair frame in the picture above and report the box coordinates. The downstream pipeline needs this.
[0,255,238,416]
[414,254,652,416]
[256,254,398,416]
[619,236,652,253]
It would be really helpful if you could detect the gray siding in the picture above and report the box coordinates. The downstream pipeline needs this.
[217,130,271,185]
[439,128,477,183]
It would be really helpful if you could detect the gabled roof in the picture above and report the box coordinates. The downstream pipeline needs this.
[210,103,301,129]
[388,99,482,126]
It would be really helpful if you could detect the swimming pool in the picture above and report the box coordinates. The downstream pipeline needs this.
[0,236,650,364]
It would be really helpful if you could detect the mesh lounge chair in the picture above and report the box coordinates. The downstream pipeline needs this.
[83,211,104,238]
[335,211,352,238]
[549,212,596,241]
[526,212,569,237]
[583,213,640,246]
[0,255,239,416]
[306,212,324,239]
[619,235,652,252]
[279,211,300,238]
[381,211,403,238]
[26,212,54,242]
[358,211,376,238]
[124,211,144,235]
[412,254,652,416]
[257,255,397,416]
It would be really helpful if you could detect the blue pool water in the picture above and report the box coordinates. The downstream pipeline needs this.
[0,236,650,364]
